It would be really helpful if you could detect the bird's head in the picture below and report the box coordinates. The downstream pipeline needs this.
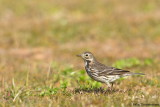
[77,52,95,62]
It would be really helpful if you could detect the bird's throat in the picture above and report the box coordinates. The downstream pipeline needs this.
[85,59,94,67]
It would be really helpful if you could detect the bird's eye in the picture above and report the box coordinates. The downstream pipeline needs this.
[85,54,88,56]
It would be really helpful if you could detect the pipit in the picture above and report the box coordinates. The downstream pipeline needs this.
[77,52,144,90]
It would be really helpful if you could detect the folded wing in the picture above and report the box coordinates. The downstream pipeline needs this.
[98,67,131,76]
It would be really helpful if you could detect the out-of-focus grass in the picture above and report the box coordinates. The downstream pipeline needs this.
[0,0,160,106]
[113,58,154,69]
[0,0,160,47]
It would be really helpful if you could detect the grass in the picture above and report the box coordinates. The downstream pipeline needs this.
[0,58,159,106]
[0,0,160,106]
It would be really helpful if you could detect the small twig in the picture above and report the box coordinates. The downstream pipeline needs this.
[13,87,24,102]
[47,63,52,79]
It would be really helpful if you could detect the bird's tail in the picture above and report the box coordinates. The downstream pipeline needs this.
[123,72,145,77]
[132,73,145,75]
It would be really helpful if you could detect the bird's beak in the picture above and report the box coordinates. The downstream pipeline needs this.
[76,54,82,57]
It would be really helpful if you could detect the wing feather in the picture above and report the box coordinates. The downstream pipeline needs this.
[98,67,130,76]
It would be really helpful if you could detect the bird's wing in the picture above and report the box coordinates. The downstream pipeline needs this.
[98,67,130,76]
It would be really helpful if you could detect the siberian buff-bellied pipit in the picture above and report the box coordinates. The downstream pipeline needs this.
[77,52,144,90]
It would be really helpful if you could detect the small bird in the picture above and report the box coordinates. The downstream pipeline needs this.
[77,52,144,90]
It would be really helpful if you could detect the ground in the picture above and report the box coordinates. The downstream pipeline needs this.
[0,0,160,106]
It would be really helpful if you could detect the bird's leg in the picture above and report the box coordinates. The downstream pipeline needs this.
[106,82,111,91]
[110,82,114,91]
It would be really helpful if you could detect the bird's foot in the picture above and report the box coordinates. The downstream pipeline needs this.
[106,87,113,92]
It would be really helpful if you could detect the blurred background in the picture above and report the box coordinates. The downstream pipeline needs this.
[0,0,160,106]
[0,0,160,58]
